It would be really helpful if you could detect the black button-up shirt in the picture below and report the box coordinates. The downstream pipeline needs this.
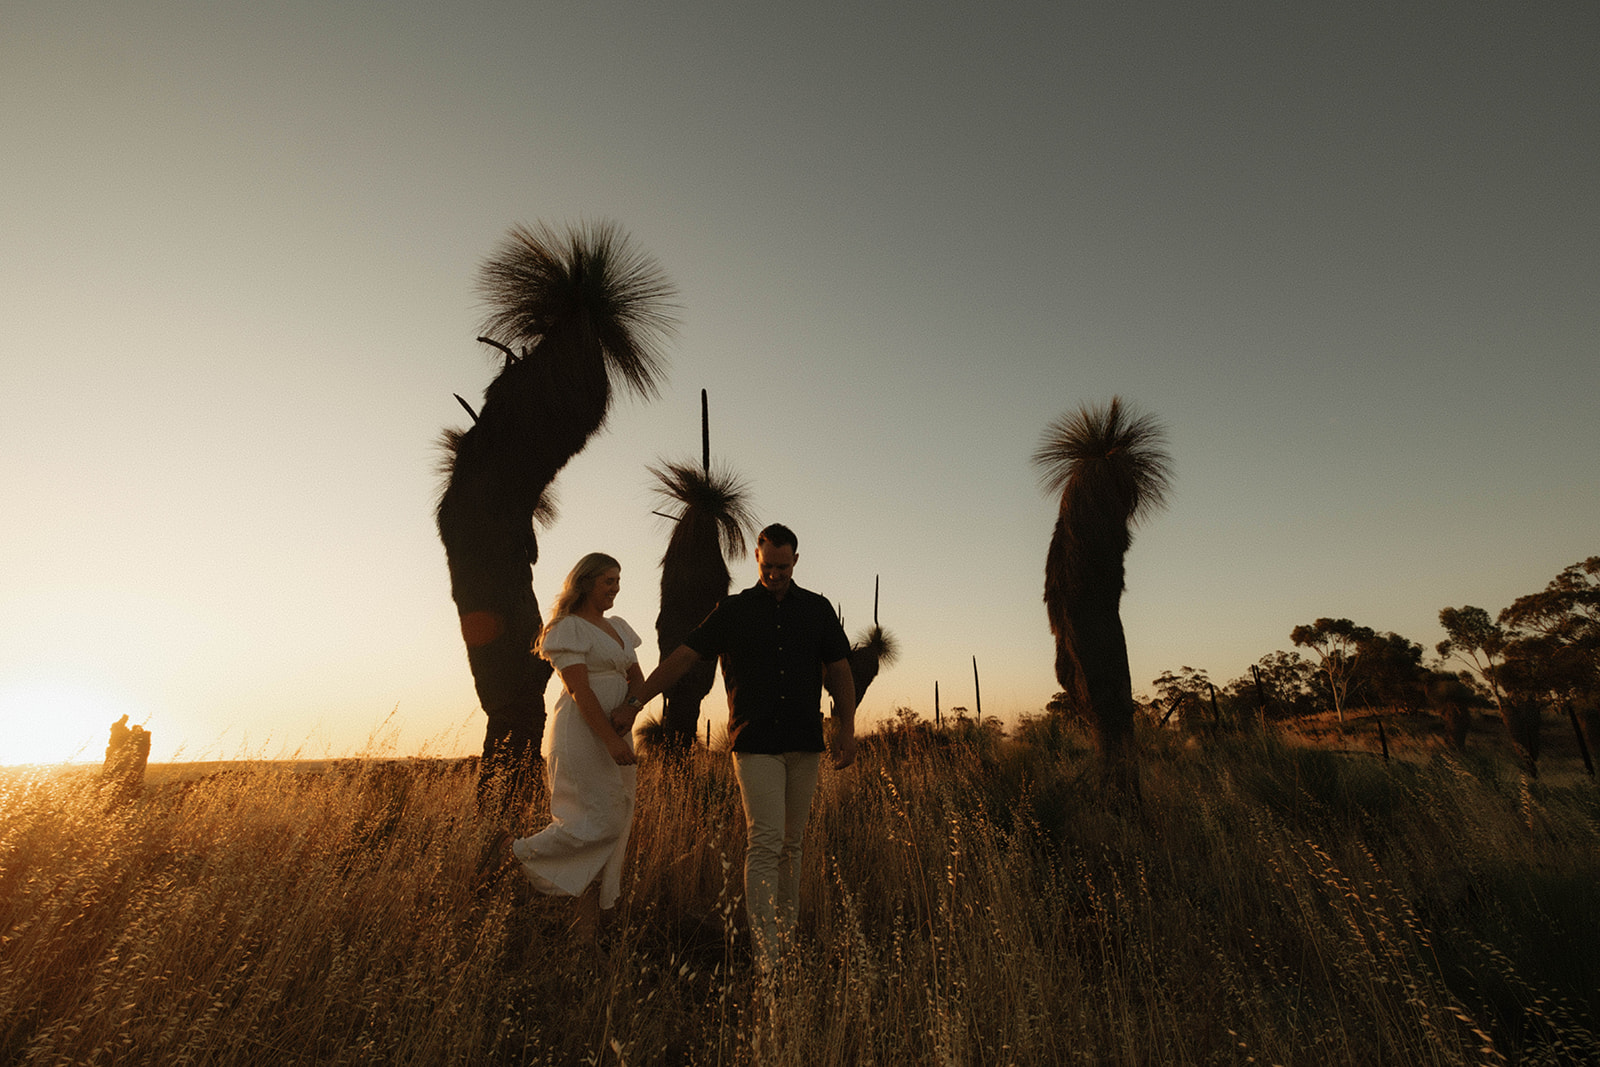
[683,582,851,754]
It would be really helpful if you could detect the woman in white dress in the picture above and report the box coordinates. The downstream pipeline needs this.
[512,552,647,937]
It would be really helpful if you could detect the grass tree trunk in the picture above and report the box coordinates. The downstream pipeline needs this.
[648,415,753,757]
[436,458,553,811]
[1046,521,1139,770]
[440,328,611,810]
[1034,398,1172,804]
[437,221,677,810]
[656,507,730,753]
[847,647,881,708]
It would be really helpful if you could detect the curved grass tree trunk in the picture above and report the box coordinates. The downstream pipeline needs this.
[437,221,676,810]
[847,627,897,708]
[1044,523,1137,759]
[655,504,731,751]
[649,449,753,756]
[1034,398,1172,800]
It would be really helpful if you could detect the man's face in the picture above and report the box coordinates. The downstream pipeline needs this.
[756,542,797,598]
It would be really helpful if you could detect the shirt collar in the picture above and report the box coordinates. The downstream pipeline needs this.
[748,581,802,602]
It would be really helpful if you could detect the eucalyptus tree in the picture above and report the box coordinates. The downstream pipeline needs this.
[1289,618,1376,724]
[1354,630,1428,710]
[1233,650,1320,719]
[1424,670,1478,750]
[1151,666,1215,725]
[649,392,756,754]
[1437,605,1509,719]
[1499,556,1600,704]
[1494,557,1600,775]
[1033,398,1173,781]
[437,221,677,807]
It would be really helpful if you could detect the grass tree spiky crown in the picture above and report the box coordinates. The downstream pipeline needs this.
[647,460,757,559]
[476,219,680,401]
[1032,396,1174,527]
[854,624,900,665]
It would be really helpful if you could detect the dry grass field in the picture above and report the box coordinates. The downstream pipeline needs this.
[2,713,1597,1065]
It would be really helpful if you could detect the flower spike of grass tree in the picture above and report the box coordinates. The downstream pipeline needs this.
[1034,397,1172,799]
[648,389,756,755]
[437,220,678,809]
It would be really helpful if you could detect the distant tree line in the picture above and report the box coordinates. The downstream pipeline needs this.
[1130,556,1599,776]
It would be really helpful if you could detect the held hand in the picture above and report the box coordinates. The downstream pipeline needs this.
[830,725,858,770]
[605,732,637,767]
[608,705,637,733]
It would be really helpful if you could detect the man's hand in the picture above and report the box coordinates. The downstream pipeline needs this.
[608,704,637,734]
[822,659,858,769]
[829,719,857,769]
[604,732,637,766]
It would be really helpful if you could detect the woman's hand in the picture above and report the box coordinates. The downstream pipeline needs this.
[608,704,637,734]
[604,732,637,766]
[559,662,638,766]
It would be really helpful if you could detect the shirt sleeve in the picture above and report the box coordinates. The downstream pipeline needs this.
[820,602,851,664]
[683,600,728,658]
[539,616,590,671]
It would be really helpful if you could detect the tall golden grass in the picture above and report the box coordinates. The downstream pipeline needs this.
[3,717,1597,1065]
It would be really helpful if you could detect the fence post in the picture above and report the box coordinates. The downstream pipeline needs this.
[1158,693,1185,728]
[1251,664,1269,727]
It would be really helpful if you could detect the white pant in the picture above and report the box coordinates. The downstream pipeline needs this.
[732,751,822,970]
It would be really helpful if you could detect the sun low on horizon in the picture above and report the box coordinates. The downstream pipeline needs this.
[0,679,147,768]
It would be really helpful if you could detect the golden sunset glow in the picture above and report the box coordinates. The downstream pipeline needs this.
[3,3,1594,766]
[0,681,142,767]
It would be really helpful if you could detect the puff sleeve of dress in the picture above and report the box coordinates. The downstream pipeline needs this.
[538,615,592,672]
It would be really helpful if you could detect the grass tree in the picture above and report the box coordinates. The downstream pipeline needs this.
[1033,398,1172,786]
[846,576,899,709]
[649,391,755,754]
[437,221,677,806]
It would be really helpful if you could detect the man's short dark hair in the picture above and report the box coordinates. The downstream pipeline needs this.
[756,523,798,552]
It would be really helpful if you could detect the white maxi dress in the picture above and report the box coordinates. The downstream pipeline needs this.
[512,614,640,909]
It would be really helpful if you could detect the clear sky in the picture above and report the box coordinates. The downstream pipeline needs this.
[3,2,1596,765]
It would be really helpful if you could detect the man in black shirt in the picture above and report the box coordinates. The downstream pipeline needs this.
[625,523,857,969]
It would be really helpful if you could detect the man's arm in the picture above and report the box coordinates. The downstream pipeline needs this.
[629,645,704,709]
[823,657,858,769]
[609,662,649,733]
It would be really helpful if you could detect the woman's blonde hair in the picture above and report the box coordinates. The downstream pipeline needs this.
[536,552,621,653]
